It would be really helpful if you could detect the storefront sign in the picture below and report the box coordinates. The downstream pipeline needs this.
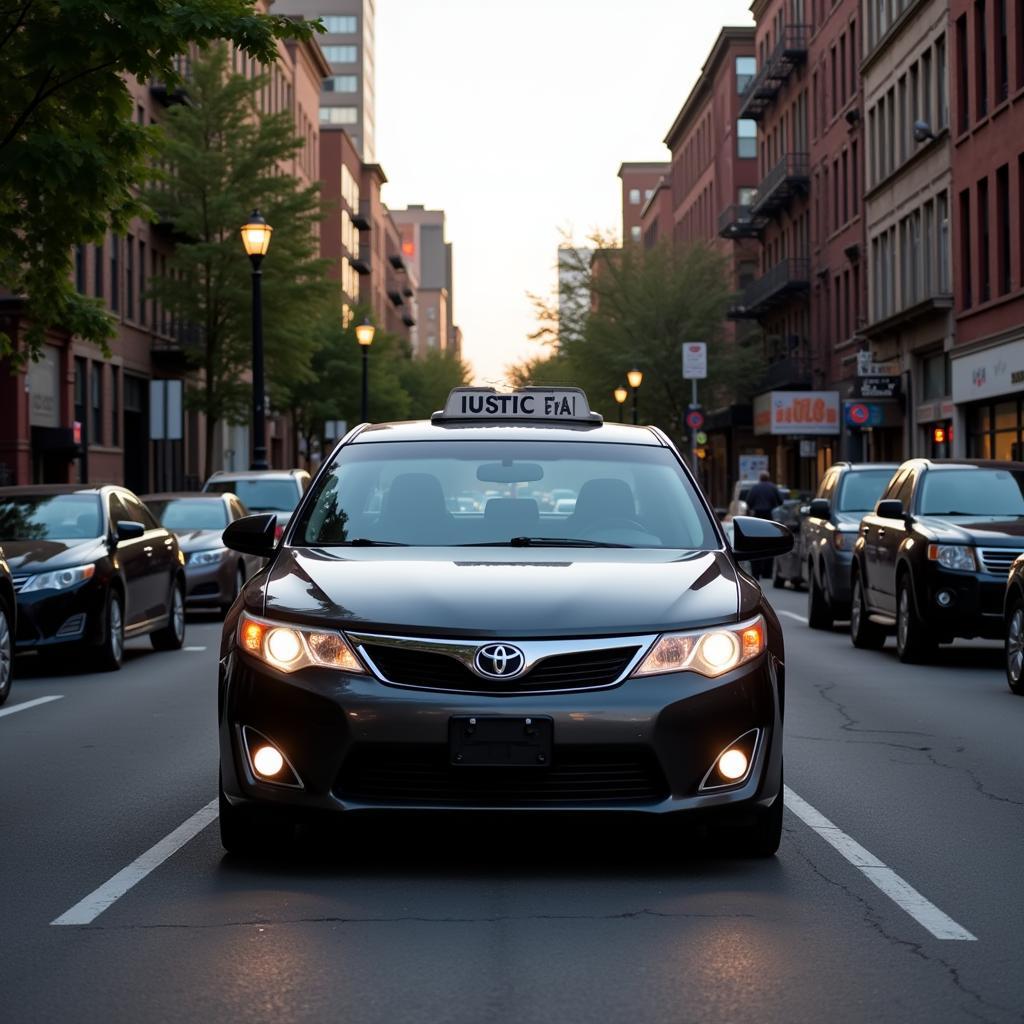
[951,337,1024,404]
[845,400,901,429]
[27,345,61,428]
[916,399,955,423]
[753,391,841,436]
[739,454,769,480]
[857,351,900,377]
[856,375,900,399]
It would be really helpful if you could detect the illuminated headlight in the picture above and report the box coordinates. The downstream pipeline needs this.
[926,544,977,571]
[20,564,96,593]
[238,613,365,674]
[188,548,226,567]
[632,616,766,679]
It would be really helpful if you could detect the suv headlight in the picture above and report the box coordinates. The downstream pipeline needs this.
[20,564,96,593]
[238,613,365,674]
[189,548,225,567]
[926,544,976,571]
[632,616,765,679]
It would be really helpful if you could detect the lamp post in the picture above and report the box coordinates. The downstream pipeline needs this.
[355,318,376,422]
[626,368,643,425]
[613,386,628,423]
[240,210,273,470]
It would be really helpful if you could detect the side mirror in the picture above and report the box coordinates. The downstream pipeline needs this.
[731,516,795,561]
[223,513,278,559]
[809,498,831,519]
[115,520,145,542]
[875,499,905,521]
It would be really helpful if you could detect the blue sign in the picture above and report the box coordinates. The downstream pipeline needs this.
[844,401,887,429]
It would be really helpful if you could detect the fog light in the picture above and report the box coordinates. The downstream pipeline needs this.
[717,748,749,781]
[253,745,284,778]
[936,590,953,608]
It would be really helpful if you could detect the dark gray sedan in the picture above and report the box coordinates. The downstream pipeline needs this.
[143,493,261,615]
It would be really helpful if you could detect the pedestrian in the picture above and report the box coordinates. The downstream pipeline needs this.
[745,471,783,579]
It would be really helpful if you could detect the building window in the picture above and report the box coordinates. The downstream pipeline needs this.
[922,352,950,401]
[138,239,146,325]
[736,56,757,93]
[322,45,357,63]
[936,33,948,129]
[976,0,989,119]
[91,362,103,446]
[630,225,642,243]
[111,366,119,447]
[125,235,134,320]
[628,188,641,205]
[738,186,757,207]
[996,0,1009,102]
[319,106,358,124]
[75,245,86,293]
[94,239,104,298]
[737,119,756,159]
[978,177,991,302]
[956,15,969,133]
[110,235,119,313]
[921,49,933,127]
[938,191,950,292]
[997,164,1011,294]
[321,15,357,33]
[324,75,358,93]
[960,188,973,307]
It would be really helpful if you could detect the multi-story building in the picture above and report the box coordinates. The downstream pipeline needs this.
[861,0,953,461]
[276,0,376,160]
[947,0,1024,460]
[618,162,670,245]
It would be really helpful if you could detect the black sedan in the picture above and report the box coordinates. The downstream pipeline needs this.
[0,548,13,705]
[0,486,187,670]
[851,459,1024,662]
[1002,555,1024,696]
[216,387,793,858]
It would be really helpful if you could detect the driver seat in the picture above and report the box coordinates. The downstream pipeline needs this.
[571,478,636,531]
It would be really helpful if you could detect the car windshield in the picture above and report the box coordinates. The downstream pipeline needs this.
[297,440,717,549]
[0,494,102,540]
[838,470,895,512]
[918,468,1024,516]
[148,499,228,531]
[205,479,298,512]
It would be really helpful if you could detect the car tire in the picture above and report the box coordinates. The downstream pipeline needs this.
[807,562,833,630]
[850,574,885,650]
[738,788,783,858]
[151,580,186,651]
[95,589,125,672]
[220,565,245,618]
[772,564,786,590]
[0,601,13,706]
[896,575,934,664]
[218,781,293,856]
[1005,597,1024,696]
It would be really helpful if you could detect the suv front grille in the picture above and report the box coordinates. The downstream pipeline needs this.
[978,548,1024,577]
[359,643,641,694]
[337,745,668,806]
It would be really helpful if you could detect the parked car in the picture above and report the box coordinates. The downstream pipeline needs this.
[803,462,899,628]
[850,460,1024,662]
[0,485,186,670]
[1002,554,1024,696]
[143,492,262,615]
[0,547,14,705]
[770,499,810,589]
[202,470,310,542]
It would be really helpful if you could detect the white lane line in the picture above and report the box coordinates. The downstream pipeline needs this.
[52,799,218,926]
[777,610,808,624]
[0,695,63,719]
[785,785,976,941]
[184,646,207,652]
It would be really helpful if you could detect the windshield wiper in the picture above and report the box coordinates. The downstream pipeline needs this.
[335,538,409,547]
[922,510,1022,516]
[459,536,632,549]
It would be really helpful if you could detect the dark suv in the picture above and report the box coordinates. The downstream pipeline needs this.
[0,548,14,705]
[803,462,898,628]
[850,460,1024,662]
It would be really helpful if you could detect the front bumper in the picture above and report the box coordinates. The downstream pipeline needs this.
[14,580,106,650]
[219,650,783,820]
[913,564,1007,640]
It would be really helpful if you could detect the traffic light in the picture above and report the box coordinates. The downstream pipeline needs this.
[932,426,946,445]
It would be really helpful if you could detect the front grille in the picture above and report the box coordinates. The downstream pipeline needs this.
[337,745,668,806]
[978,548,1024,577]
[360,643,640,694]
[12,574,29,593]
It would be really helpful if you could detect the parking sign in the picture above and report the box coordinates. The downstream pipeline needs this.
[682,342,707,380]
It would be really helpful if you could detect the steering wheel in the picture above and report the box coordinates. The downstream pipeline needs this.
[579,518,651,537]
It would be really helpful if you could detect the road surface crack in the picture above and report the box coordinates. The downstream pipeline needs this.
[812,681,934,737]
[919,750,1024,809]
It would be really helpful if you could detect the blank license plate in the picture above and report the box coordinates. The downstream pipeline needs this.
[449,716,553,767]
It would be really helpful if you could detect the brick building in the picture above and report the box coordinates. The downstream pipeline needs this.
[618,162,671,245]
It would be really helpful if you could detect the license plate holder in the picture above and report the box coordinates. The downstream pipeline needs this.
[449,716,553,767]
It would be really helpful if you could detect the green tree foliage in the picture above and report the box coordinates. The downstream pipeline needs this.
[0,0,317,365]
[141,43,334,474]
[510,236,765,434]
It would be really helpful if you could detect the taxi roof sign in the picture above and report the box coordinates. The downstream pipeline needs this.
[432,387,602,425]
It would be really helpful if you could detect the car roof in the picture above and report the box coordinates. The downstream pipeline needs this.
[0,484,108,496]
[206,470,305,479]
[905,459,1024,470]
[833,462,900,471]
[141,491,229,501]
[348,420,668,445]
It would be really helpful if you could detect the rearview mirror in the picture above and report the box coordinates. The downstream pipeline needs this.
[875,499,905,521]
[476,462,544,484]
[115,520,145,542]
[809,498,831,518]
[223,513,278,558]
[730,516,794,561]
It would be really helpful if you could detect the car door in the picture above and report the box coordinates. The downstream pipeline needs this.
[807,469,839,573]
[121,492,176,620]
[873,469,916,614]
[108,493,151,628]
[862,469,907,609]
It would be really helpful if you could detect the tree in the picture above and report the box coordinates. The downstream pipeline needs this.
[0,0,317,365]
[400,348,472,419]
[142,43,334,475]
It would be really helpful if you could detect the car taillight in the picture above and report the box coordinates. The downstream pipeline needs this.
[275,523,285,542]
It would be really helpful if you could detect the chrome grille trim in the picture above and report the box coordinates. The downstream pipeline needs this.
[977,549,1024,576]
[11,574,29,594]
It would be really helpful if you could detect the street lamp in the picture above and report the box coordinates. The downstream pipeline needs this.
[355,318,376,422]
[240,210,273,470]
[613,386,628,422]
[626,368,643,425]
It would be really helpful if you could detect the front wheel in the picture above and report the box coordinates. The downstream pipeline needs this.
[850,575,885,650]
[896,576,934,664]
[807,563,833,630]
[737,790,783,858]
[1005,599,1024,695]
[94,589,125,671]
[151,581,185,651]
[0,602,12,706]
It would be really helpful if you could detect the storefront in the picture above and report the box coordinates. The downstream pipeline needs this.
[952,337,1024,460]
[752,390,841,494]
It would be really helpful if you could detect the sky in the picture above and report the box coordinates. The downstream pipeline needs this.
[374,0,755,385]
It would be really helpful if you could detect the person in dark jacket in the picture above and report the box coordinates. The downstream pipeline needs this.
[746,472,783,579]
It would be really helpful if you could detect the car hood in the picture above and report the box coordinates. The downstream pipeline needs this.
[914,515,1024,545]
[263,547,742,639]
[2,538,107,572]
[174,529,226,553]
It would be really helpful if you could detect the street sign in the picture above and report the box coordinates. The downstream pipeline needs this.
[847,402,871,426]
[686,409,705,430]
[856,375,900,398]
[682,342,707,380]
[696,431,708,445]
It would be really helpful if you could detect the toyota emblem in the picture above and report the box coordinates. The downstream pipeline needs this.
[474,644,526,679]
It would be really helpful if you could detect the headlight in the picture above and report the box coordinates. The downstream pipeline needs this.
[238,613,365,674]
[188,548,226,567]
[926,544,977,571]
[632,616,765,679]
[20,564,96,593]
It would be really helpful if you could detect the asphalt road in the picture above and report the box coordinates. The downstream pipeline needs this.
[1,594,1022,1024]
